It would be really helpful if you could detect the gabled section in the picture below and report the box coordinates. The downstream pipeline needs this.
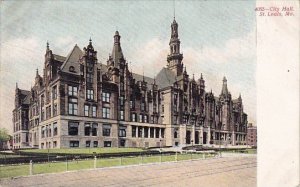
[60,44,83,75]
[155,67,177,89]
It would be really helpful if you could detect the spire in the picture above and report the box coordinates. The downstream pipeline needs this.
[16,82,18,89]
[87,37,94,51]
[36,68,39,77]
[142,71,145,82]
[200,73,203,79]
[111,31,124,66]
[221,76,229,95]
[238,93,242,101]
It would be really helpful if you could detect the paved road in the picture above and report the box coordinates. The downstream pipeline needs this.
[0,156,256,187]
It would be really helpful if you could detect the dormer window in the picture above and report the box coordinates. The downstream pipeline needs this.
[69,66,75,72]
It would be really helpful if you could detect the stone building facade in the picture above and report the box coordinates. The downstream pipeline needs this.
[247,123,257,147]
[12,19,248,149]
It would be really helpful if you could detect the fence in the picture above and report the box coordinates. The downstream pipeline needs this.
[0,152,218,179]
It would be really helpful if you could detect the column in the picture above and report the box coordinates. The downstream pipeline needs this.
[148,127,150,138]
[136,126,138,138]
[142,127,144,138]
[154,128,156,138]
[159,128,161,138]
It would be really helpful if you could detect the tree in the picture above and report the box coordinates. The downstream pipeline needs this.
[0,128,10,142]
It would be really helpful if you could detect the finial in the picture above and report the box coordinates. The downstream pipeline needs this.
[46,41,49,50]
[89,37,92,44]
[173,0,175,20]
[223,76,227,82]
[36,68,39,76]
[142,70,145,82]
[16,82,18,89]
[200,73,203,79]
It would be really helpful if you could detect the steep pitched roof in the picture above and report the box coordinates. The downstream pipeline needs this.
[19,89,31,105]
[132,73,154,85]
[155,67,176,89]
[60,45,83,75]
[53,54,66,63]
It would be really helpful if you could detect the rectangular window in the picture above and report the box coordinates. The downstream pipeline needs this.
[118,128,126,137]
[150,127,154,138]
[84,124,91,136]
[139,114,143,123]
[131,113,136,122]
[162,105,164,113]
[144,115,148,123]
[93,141,98,147]
[92,123,98,136]
[120,96,124,106]
[68,103,78,115]
[103,124,111,136]
[41,95,45,106]
[155,128,160,138]
[102,92,110,102]
[87,73,93,83]
[144,127,149,138]
[86,141,91,147]
[141,102,145,111]
[68,86,78,96]
[86,89,94,100]
[132,126,136,137]
[102,107,110,119]
[120,110,124,120]
[68,122,79,136]
[92,106,97,117]
[52,86,57,99]
[53,141,57,148]
[138,127,143,138]
[53,122,58,136]
[84,105,89,117]
[161,128,165,138]
[53,104,57,116]
[104,141,111,147]
[41,126,45,138]
[130,100,134,109]
[70,141,79,148]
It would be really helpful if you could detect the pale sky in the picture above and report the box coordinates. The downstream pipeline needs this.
[0,1,256,134]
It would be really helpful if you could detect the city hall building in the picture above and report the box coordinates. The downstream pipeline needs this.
[12,18,248,149]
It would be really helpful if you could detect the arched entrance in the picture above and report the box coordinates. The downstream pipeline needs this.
[203,132,207,144]
[195,131,199,144]
[186,131,191,144]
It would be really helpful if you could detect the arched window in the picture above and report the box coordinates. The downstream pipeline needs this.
[174,131,178,138]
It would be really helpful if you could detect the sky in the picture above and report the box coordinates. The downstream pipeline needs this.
[0,0,256,134]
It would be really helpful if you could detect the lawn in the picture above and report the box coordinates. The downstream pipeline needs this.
[0,153,215,179]
[20,147,145,155]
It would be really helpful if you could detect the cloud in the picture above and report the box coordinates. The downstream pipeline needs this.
[0,36,44,134]
[129,31,256,124]
[128,38,169,77]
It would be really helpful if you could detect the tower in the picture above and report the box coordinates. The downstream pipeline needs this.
[82,39,97,100]
[220,76,232,131]
[167,18,183,76]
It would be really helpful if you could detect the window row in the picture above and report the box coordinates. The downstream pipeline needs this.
[69,140,111,148]
[132,126,165,139]
[41,122,58,138]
